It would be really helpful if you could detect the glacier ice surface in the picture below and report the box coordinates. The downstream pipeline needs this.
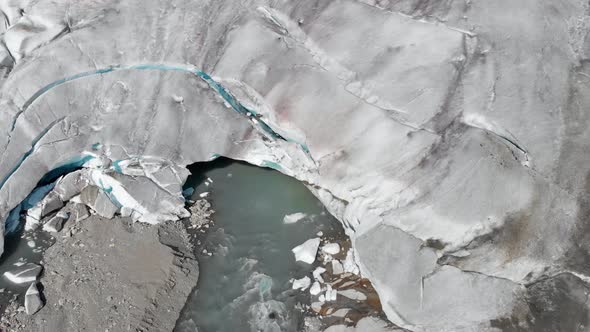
[0,0,588,330]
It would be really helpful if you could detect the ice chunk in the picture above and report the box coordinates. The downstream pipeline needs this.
[292,238,320,264]
[322,243,340,255]
[53,170,90,202]
[71,203,90,222]
[292,276,311,290]
[339,289,367,301]
[25,214,41,231]
[120,206,133,217]
[325,285,337,302]
[93,191,119,219]
[330,308,350,318]
[283,212,306,224]
[25,282,44,315]
[331,260,344,275]
[311,302,323,313]
[312,267,326,283]
[310,281,322,296]
[4,263,42,284]
[80,186,118,219]
[38,192,64,218]
[342,249,359,275]
[43,211,69,232]
[27,206,42,221]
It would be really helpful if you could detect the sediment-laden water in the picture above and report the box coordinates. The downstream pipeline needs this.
[175,159,345,332]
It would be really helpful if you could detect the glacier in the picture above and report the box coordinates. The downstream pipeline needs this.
[0,0,589,330]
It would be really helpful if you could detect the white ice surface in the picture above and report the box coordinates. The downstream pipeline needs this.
[0,0,586,330]
[291,238,321,264]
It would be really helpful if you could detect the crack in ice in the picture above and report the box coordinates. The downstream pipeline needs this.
[1,63,314,195]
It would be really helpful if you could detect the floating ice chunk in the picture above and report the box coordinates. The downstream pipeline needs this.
[283,212,306,224]
[339,289,367,301]
[322,243,341,255]
[319,294,325,302]
[27,240,36,248]
[25,282,43,315]
[312,267,326,283]
[292,238,321,264]
[310,281,322,296]
[292,276,311,290]
[331,260,344,275]
[199,192,210,198]
[172,95,184,103]
[4,263,42,284]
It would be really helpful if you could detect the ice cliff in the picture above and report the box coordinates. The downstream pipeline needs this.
[0,0,589,330]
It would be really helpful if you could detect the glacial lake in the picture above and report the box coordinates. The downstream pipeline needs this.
[175,158,346,332]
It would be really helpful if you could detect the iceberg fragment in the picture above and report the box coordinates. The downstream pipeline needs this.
[42,211,69,232]
[291,238,321,264]
[283,212,307,224]
[292,276,311,291]
[24,282,44,315]
[322,243,341,255]
[4,263,42,284]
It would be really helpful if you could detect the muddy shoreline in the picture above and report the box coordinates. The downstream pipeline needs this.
[1,214,200,332]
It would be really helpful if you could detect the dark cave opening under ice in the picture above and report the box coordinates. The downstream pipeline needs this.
[0,156,388,331]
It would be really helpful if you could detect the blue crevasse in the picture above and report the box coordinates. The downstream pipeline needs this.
[4,154,95,233]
